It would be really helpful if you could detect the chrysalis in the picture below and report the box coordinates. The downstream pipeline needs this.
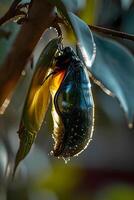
[50,47,94,159]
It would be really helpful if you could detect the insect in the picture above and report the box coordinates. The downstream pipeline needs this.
[13,43,95,176]
[50,46,94,160]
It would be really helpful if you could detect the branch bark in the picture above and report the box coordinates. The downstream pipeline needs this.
[0,0,55,109]
[89,25,134,41]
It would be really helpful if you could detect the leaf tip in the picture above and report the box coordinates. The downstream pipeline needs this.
[12,157,20,180]
[13,125,36,177]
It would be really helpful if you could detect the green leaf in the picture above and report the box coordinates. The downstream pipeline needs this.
[67,12,96,69]
[13,37,61,176]
[79,34,134,127]
[48,0,96,69]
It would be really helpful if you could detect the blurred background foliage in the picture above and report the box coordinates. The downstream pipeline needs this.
[0,0,134,200]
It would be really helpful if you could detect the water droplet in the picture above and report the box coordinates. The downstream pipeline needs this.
[50,150,54,156]
[62,157,70,164]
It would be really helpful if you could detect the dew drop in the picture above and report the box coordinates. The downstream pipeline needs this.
[50,150,54,156]
[62,157,70,164]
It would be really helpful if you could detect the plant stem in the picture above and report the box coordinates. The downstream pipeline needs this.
[89,25,134,41]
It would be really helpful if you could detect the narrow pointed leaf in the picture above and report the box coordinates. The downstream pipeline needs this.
[77,34,134,126]
[14,37,60,175]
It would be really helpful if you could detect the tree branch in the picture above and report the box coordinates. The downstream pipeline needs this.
[89,25,134,41]
[54,15,134,42]
[0,0,55,111]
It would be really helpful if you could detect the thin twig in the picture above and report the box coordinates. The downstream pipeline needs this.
[54,15,134,42]
[89,25,134,41]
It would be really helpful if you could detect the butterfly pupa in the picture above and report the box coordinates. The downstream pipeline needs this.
[50,47,94,159]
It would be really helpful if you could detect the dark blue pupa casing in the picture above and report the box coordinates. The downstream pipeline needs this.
[51,47,94,158]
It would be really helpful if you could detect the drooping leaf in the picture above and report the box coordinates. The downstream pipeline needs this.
[13,37,61,175]
[66,12,96,69]
[48,0,96,68]
[77,34,134,127]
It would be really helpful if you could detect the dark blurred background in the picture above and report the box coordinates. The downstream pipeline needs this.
[0,0,134,200]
